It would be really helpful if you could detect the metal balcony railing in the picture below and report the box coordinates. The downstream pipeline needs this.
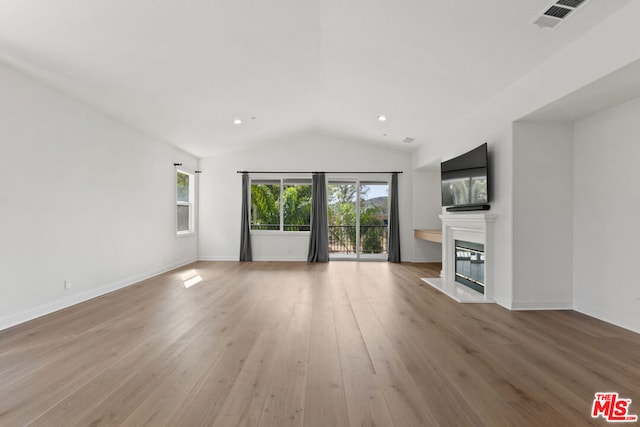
[249,224,388,255]
[251,224,310,231]
[329,225,388,255]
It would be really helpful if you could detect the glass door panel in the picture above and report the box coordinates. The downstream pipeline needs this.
[359,182,388,259]
[328,181,358,258]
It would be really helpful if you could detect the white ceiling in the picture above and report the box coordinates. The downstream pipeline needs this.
[0,0,631,157]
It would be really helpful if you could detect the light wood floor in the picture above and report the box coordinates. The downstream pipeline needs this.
[1,262,639,426]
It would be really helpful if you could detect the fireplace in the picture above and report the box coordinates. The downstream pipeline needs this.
[421,212,496,303]
[455,240,485,294]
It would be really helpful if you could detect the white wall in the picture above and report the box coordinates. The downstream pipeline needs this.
[573,97,640,333]
[414,133,514,308]
[198,135,417,261]
[512,122,573,309]
[412,168,442,262]
[411,110,514,308]
[411,1,640,310]
[0,61,198,330]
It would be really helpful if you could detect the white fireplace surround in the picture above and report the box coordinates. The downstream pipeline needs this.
[422,212,497,303]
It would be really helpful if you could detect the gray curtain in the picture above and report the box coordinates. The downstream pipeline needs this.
[239,172,252,261]
[387,172,401,262]
[307,173,329,262]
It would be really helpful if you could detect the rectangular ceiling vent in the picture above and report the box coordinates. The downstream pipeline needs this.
[533,0,589,29]
[556,0,586,7]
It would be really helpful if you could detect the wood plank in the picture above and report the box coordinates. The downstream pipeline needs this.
[212,273,301,427]
[166,266,296,426]
[360,263,569,425]
[338,263,440,426]
[328,266,395,427]
[301,265,350,427]
[258,279,313,427]
[0,261,637,426]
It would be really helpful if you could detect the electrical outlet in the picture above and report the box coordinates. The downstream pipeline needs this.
[65,280,72,290]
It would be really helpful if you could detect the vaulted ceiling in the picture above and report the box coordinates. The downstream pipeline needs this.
[0,0,631,157]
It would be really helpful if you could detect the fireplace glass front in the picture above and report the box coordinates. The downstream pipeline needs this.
[455,240,485,294]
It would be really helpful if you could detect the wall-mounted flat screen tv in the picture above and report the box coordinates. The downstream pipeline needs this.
[441,143,489,211]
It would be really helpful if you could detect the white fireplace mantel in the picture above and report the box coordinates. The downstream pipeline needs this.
[422,212,497,303]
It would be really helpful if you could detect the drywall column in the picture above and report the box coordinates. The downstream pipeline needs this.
[512,122,573,309]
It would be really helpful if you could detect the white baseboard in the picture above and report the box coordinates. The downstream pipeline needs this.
[198,256,307,262]
[410,257,443,263]
[494,298,512,310]
[510,300,573,310]
[200,257,443,263]
[198,256,238,261]
[0,258,198,332]
[573,304,640,335]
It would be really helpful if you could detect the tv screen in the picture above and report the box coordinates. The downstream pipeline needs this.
[441,143,489,207]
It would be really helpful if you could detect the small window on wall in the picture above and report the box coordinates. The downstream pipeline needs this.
[176,170,194,235]
[251,178,311,231]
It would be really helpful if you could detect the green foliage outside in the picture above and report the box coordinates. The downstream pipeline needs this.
[328,184,386,254]
[250,181,387,253]
[283,184,312,230]
[251,183,311,230]
[360,206,385,253]
[177,172,190,202]
[251,184,280,229]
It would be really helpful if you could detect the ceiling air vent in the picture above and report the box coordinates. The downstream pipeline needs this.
[545,5,572,19]
[533,0,589,29]
[556,0,586,7]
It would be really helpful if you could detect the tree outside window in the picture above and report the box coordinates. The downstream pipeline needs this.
[176,171,194,234]
[251,178,311,232]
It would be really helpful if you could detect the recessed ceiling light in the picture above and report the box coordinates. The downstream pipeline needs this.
[377,115,387,122]
[233,118,242,125]
[403,137,415,144]
[382,133,388,137]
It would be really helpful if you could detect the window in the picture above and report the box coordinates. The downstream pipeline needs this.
[250,179,280,230]
[176,170,194,235]
[251,178,311,232]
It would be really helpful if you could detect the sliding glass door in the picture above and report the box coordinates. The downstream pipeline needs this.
[328,181,358,258]
[327,180,389,260]
[359,181,389,259]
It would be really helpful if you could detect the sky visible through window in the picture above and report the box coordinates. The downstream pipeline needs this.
[363,184,388,199]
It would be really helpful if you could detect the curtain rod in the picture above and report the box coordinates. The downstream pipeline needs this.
[236,171,402,174]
